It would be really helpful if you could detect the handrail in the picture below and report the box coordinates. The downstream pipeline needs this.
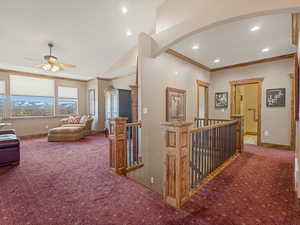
[194,117,230,128]
[126,121,142,127]
[191,120,238,133]
[194,117,230,122]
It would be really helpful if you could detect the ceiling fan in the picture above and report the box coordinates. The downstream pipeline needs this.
[38,43,76,72]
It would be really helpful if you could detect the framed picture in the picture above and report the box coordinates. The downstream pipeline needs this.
[266,88,286,107]
[89,89,95,115]
[166,87,186,122]
[215,92,228,108]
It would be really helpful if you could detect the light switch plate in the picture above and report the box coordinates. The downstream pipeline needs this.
[143,108,148,114]
[150,176,154,184]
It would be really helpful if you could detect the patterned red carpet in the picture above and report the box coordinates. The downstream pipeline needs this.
[0,135,299,225]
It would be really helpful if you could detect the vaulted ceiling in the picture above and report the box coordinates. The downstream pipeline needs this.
[171,14,297,70]
[0,0,164,80]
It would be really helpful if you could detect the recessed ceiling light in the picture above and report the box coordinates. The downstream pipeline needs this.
[126,30,132,36]
[122,7,128,14]
[214,59,221,63]
[251,26,260,32]
[192,45,199,50]
[262,48,270,53]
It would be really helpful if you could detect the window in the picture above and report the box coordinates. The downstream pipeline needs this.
[57,86,78,115]
[10,75,55,117]
[0,81,6,118]
[89,89,95,115]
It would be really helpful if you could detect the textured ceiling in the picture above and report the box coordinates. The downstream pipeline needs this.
[0,0,164,80]
[171,14,297,69]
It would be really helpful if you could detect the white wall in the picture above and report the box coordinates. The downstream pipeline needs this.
[131,48,210,192]
[111,74,136,90]
[210,58,293,146]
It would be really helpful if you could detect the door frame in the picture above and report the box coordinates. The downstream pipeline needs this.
[230,78,264,146]
[290,73,296,151]
[196,80,209,118]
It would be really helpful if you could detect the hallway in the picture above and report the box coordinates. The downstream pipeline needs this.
[0,136,299,225]
[181,145,300,225]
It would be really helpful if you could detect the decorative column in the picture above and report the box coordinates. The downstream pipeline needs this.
[109,117,128,175]
[161,121,193,208]
[231,114,244,153]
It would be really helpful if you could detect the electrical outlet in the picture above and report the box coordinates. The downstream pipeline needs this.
[264,130,269,137]
[150,176,154,184]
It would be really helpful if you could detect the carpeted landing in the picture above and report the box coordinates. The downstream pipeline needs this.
[0,135,299,225]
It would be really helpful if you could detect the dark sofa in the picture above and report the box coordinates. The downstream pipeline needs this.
[0,129,20,166]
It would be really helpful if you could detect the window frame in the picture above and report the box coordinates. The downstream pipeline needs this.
[56,86,79,116]
[0,75,82,119]
[88,89,95,116]
[0,80,6,119]
[9,75,56,118]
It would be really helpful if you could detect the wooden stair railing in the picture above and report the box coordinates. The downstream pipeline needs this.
[109,117,143,176]
[189,120,238,192]
[126,121,143,172]
[194,118,230,127]
[161,116,244,208]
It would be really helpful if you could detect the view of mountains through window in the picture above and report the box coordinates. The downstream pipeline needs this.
[11,96,77,117]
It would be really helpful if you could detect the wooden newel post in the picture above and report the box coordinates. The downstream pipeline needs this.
[161,121,193,208]
[109,117,128,175]
[231,114,244,153]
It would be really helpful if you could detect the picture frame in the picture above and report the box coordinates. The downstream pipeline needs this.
[215,92,228,108]
[266,88,286,107]
[166,87,186,122]
[89,89,95,115]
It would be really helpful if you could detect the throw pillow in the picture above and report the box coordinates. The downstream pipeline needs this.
[68,116,81,124]
[67,116,75,124]
[80,115,88,124]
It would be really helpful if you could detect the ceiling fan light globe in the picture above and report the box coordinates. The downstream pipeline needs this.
[42,63,51,70]
[51,65,60,72]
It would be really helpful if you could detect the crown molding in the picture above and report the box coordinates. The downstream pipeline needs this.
[0,69,87,82]
[211,53,295,72]
[166,49,211,72]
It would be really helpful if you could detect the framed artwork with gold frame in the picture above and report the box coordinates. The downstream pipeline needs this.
[166,87,186,122]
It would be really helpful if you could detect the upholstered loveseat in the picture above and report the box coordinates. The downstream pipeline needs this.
[60,115,93,136]
[48,115,93,142]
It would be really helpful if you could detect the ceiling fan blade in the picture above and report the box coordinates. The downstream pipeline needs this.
[60,63,76,68]
[24,57,42,63]
[36,63,45,68]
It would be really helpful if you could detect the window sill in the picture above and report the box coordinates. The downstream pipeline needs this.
[3,116,67,121]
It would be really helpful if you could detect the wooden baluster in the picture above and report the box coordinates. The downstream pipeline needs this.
[161,121,193,208]
[128,126,132,166]
[109,117,128,175]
